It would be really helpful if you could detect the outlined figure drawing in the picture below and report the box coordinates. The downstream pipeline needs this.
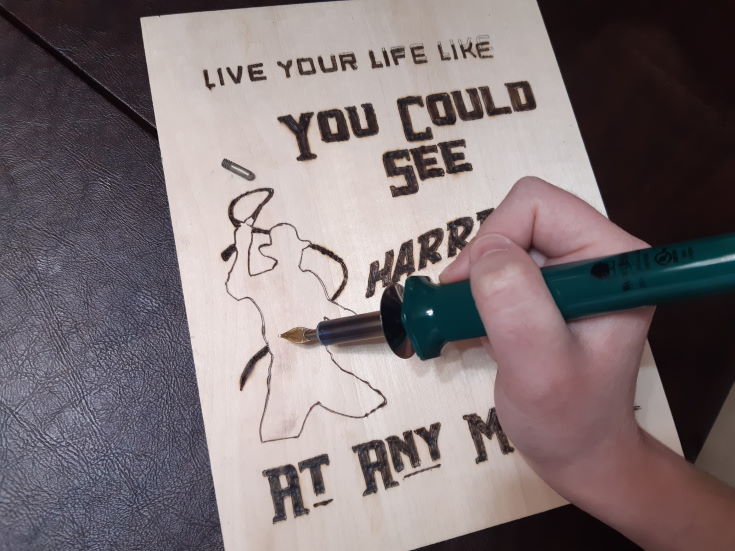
[222,188,386,442]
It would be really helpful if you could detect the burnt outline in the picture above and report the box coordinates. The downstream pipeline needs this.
[223,188,386,443]
[403,464,441,479]
[239,344,269,390]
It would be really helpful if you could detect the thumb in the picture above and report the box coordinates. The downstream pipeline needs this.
[469,234,573,374]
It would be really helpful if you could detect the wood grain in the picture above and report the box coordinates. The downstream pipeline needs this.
[4,0,732,463]
[141,1,681,548]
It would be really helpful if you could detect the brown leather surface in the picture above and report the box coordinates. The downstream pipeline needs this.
[1,1,733,549]
[0,18,222,551]
[0,0,325,127]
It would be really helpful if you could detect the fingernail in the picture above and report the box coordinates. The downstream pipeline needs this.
[470,233,512,261]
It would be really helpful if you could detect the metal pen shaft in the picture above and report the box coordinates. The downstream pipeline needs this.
[280,285,412,357]
[316,311,383,345]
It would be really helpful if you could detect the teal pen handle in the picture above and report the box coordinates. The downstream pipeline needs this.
[401,233,735,360]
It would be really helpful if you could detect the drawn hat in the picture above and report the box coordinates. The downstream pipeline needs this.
[228,188,274,227]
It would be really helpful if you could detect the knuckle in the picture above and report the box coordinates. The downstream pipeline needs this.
[492,260,528,289]
[511,176,550,196]
[496,257,527,284]
[472,257,530,302]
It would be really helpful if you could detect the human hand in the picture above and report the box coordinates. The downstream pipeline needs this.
[440,177,652,492]
[441,177,735,550]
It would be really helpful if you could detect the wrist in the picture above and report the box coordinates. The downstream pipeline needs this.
[533,428,735,551]
[531,422,649,502]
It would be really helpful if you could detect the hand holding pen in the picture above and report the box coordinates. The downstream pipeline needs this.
[440,177,735,551]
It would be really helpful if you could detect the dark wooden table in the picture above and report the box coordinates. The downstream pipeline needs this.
[1,1,734,549]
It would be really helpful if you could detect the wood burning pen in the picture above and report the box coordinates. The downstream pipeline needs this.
[281,233,735,360]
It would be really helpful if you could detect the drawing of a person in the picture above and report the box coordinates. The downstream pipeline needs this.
[221,188,386,442]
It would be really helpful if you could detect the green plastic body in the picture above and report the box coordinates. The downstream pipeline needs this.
[401,233,735,360]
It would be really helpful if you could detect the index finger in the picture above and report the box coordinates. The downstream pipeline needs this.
[441,177,648,283]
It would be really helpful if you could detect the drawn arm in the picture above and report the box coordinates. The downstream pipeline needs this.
[300,243,349,301]
[247,229,277,275]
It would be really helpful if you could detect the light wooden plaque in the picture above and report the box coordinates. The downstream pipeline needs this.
[141,1,681,549]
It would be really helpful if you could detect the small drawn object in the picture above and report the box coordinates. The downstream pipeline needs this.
[222,187,386,442]
[222,158,256,181]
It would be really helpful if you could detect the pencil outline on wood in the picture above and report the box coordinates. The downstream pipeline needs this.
[222,187,387,443]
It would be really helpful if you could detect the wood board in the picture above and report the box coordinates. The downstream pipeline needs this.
[141,1,681,548]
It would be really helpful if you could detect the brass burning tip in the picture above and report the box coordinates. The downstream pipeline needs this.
[280,327,319,345]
